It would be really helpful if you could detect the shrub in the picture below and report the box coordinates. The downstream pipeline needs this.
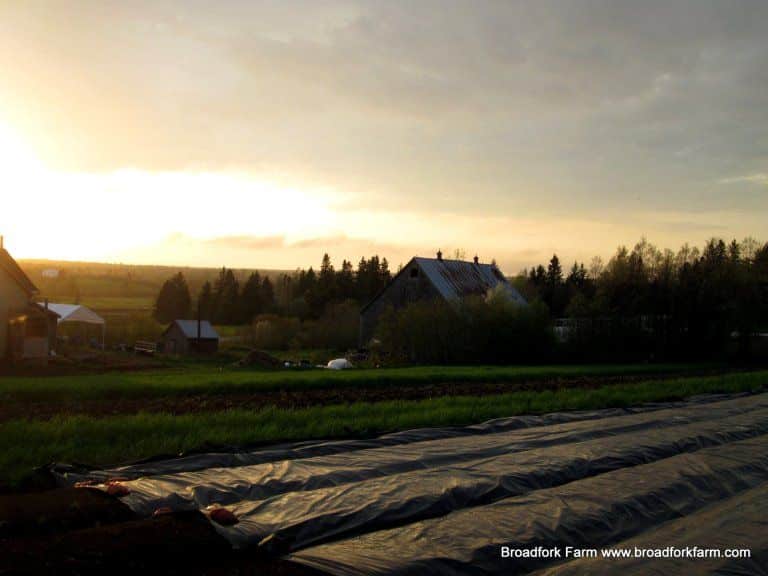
[103,313,164,347]
[376,292,553,364]
[294,300,360,351]
[250,315,301,350]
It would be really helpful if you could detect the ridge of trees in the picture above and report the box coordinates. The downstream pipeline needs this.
[153,254,391,325]
[519,237,768,360]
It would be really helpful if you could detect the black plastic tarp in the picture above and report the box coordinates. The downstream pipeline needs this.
[531,483,768,576]
[53,391,768,575]
[225,407,768,553]
[290,436,768,575]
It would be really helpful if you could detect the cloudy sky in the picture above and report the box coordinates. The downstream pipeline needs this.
[0,0,766,272]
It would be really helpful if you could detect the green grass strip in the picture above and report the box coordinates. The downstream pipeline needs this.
[0,363,709,402]
[1,370,765,488]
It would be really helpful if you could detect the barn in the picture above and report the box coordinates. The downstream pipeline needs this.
[359,252,527,346]
[0,237,58,362]
[160,319,219,355]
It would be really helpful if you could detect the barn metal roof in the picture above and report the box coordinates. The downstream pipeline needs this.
[168,319,219,340]
[414,257,527,304]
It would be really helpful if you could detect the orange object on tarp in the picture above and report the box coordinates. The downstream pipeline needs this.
[105,482,130,497]
[208,508,238,526]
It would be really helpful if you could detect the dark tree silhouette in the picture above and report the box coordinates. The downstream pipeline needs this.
[240,272,264,323]
[153,272,191,323]
[197,281,215,320]
[212,268,240,325]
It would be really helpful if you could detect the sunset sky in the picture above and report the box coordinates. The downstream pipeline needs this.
[1,0,766,273]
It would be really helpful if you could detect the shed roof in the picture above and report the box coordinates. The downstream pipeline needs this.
[166,319,219,340]
[413,257,527,304]
[0,247,37,295]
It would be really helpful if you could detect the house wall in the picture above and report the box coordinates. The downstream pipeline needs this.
[47,315,58,352]
[360,260,441,346]
[0,268,32,360]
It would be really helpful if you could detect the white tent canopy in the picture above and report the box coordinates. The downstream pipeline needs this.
[39,303,106,349]
[41,303,104,325]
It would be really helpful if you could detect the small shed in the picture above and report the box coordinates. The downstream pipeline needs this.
[161,319,219,355]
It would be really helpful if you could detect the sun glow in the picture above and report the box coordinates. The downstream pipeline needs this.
[0,121,344,263]
[0,122,45,184]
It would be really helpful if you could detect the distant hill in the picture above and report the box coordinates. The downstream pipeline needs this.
[18,259,290,313]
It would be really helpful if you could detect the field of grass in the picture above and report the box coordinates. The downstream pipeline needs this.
[0,363,712,403]
[0,370,764,488]
[79,296,155,311]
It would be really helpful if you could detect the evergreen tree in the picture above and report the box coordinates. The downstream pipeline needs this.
[380,257,392,286]
[153,272,191,323]
[261,276,275,312]
[197,281,215,320]
[212,267,240,324]
[240,272,263,323]
[337,259,355,300]
[546,254,563,286]
[317,253,337,305]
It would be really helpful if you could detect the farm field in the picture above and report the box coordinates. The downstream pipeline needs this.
[1,380,766,575]
[0,362,721,404]
[0,367,765,489]
[76,296,154,311]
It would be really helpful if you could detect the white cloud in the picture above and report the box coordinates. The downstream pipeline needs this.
[719,173,768,186]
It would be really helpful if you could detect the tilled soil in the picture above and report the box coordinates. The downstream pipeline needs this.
[0,489,325,575]
[0,373,697,422]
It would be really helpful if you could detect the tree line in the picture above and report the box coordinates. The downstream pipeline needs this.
[375,236,767,364]
[519,237,768,361]
[153,254,392,325]
[153,237,768,362]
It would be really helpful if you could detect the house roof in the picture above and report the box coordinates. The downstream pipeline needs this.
[0,247,37,295]
[361,255,527,313]
[165,319,219,340]
[8,302,60,323]
[32,302,61,318]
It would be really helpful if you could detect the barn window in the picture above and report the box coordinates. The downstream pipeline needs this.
[410,267,419,278]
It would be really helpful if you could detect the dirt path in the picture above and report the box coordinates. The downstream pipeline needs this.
[0,372,702,422]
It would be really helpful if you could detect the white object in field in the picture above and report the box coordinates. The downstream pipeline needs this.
[327,358,353,370]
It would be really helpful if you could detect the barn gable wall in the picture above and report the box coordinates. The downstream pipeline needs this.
[360,260,441,345]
